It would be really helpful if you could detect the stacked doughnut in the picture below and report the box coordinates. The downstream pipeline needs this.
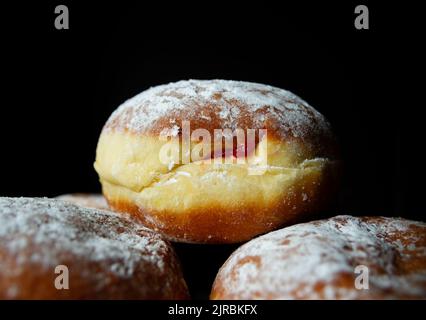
[94,80,339,243]
[0,197,188,299]
[2,80,425,300]
[211,216,426,299]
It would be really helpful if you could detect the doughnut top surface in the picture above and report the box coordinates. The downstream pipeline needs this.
[212,215,426,299]
[104,79,333,144]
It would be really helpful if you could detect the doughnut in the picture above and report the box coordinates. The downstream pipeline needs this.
[0,197,189,299]
[211,215,426,299]
[94,79,339,243]
[56,193,109,210]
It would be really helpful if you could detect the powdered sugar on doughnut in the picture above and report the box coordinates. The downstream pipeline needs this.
[212,215,426,299]
[55,193,109,210]
[104,79,332,141]
[0,197,184,298]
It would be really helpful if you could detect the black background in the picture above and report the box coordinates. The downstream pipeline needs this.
[0,1,424,300]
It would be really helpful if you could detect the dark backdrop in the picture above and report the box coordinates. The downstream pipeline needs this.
[0,1,423,299]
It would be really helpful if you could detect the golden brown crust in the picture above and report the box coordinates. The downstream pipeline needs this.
[210,216,426,300]
[0,197,189,299]
[104,160,337,244]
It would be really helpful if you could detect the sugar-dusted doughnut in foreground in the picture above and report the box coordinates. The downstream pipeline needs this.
[211,215,426,299]
[0,197,189,299]
[56,193,109,210]
[94,79,339,243]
